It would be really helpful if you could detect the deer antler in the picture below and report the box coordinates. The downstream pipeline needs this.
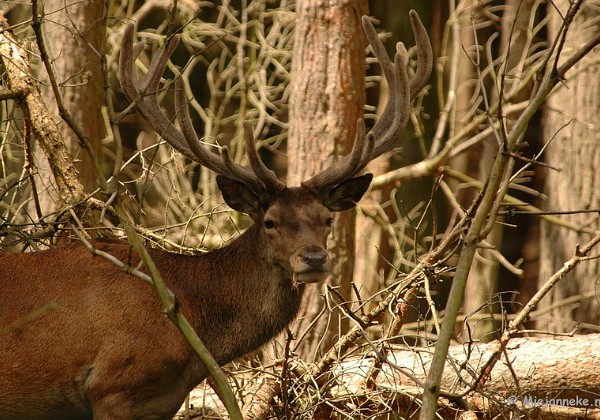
[119,24,285,199]
[302,10,433,192]
[119,11,431,199]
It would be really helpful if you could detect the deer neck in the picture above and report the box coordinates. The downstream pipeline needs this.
[181,224,305,364]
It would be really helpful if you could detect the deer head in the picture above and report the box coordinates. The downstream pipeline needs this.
[118,11,432,283]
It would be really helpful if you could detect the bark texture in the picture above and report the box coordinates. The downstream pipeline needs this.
[538,0,600,332]
[285,0,368,360]
[0,13,86,210]
[34,0,104,212]
[328,333,600,418]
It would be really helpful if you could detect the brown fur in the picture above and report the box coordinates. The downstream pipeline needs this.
[0,181,370,419]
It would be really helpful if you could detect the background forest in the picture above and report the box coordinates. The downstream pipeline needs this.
[1,0,600,418]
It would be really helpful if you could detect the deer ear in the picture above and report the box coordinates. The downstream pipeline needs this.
[216,175,262,219]
[322,173,373,212]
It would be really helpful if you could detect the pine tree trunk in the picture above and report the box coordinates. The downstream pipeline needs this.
[538,0,600,332]
[285,0,368,360]
[33,0,104,214]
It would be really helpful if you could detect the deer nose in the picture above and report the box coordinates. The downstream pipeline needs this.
[301,250,328,268]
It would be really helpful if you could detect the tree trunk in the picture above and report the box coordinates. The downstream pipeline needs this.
[464,0,536,340]
[33,0,104,214]
[538,0,600,332]
[325,333,600,418]
[285,0,368,360]
[183,334,600,419]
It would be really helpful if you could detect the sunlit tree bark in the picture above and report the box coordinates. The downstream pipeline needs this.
[33,0,104,214]
[285,0,368,360]
[538,0,600,332]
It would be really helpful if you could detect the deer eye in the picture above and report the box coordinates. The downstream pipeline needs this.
[264,219,276,229]
[326,217,333,227]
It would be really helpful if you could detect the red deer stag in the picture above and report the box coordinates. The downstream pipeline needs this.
[0,12,431,420]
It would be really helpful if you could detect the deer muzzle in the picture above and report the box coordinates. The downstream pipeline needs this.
[290,245,330,283]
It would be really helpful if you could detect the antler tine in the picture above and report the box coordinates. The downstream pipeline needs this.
[365,12,431,141]
[408,10,433,98]
[219,146,267,193]
[174,77,265,191]
[369,43,410,159]
[174,77,230,174]
[303,12,430,192]
[119,24,195,160]
[302,119,370,191]
[242,122,286,194]
[121,24,280,196]
[361,15,397,142]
